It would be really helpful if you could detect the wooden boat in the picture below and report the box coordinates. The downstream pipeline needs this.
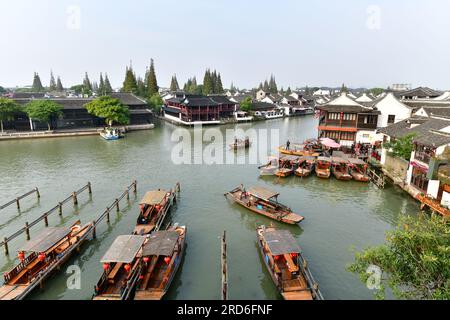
[256,225,323,300]
[258,156,279,176]
[303,138,323,153]
[331,157,352,181]
[295,156,316,177]
[278,144,320,157]
[315,156,331,179]
[99,127,123,140]
[134,225,186,300]
[275,155,299,177]
[348,158,370,182]
[134,190,175,235]
[93,235,146,300]
[0,221,93,300]
[225,185,304,224]
[230,137,251,150]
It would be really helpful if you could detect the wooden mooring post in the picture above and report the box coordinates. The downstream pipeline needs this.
[0,187,41,211]
[368,168,386,189]
[221,230,228,300]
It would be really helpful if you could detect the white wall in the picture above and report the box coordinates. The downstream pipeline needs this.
[375,93,413,128]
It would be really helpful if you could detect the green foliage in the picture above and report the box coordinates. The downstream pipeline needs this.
[348,214,450,300]
[184,77,201,94]
[340,83,348,93]
[32,72,44,92]
[286,87,292,95]
[383,133,416,160]
[85,96,130,127]
[370,88,385,97]
[146,59,159,97]
[83,72,92,92]
[136,77,146,97]
[0,86,6,94]
[25,100,63,130]
[122,66,138,94]
[70,84,92,96]
[240,97,253,112]
[56,77,64,92]
[0,98,21,132]
[148,93,163,112]
[104,74,113,94]
[202,69,213,95]
[170,74,179,91]
[268,74,277,94]
[49,71,57,91]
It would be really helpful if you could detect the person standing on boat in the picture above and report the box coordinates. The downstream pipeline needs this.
[286,139,291,150]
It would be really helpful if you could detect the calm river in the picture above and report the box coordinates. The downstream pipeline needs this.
[0,116,420,300]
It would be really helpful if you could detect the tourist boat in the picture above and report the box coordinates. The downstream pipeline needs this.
[275,155,299,177]
[348,158,370,182]
[303,138,323,153]
[295,156,316,177]
[278,144,320,157]
[0,221,93,300]
[99,127,123,140]
[134,189,175,235]
[256,225,323,300]
[331,157,352,181]
[93,235,146,300]
[134,224,186,300]
[258,156,279,176]
[230,137,251,150]
[315,156,331,178]
[225,185,304,224]
[264,109,284,119]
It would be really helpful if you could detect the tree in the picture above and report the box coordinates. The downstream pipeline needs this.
[148,93,163,112]
[370,88,385,97]
[0,86,6,94]
[348,214,450,300]
[268,74,278,94]
[98,73,105,95]
[286,87,292,95]
[202,69,213,95]
[104,74,113,94]
[83,72,92,92]
[122,66,138,94]
[25,100,63,131]
[147,59,159,97]
[49,71,57,91]
[85,96,130,127]
[32,72,44,92]
[340,83,348,93]
[170,74,179,91]
[240,97,253,112]
[263,80,269,92]
[383,133,416,160]
[136,77,146,97]
[216,73,224,94]
[0,98,21,132]
[56,77,64,92]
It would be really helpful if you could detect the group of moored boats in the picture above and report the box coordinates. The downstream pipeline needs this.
[259,139,370,182]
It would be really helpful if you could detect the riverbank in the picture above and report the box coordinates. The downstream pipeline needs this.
[0,124,155,141]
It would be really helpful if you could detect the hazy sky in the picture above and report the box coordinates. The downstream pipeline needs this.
[1,0,449,90]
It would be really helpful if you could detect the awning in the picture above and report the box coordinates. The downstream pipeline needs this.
[101,235,146,264]
[320,137,341,148]
[140,231,179,257]
[264,229,301,255]
[248,186,279,201]
[140,190,168,205]
[19,227,71,253]
[410,161,428,172]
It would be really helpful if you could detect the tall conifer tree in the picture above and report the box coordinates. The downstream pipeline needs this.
[49,71,57,91]
[147,59,159,97]
[56,76,64,92]
[32,72,44,92]
[104,74,113,93]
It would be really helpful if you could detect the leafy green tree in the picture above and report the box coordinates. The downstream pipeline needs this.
[0,98,21,132]
[240,97,253,112]
[136,77,146,97]
[122,66,138,94]
[56,77,64,92]
[104,74,113,94]
[170,74,179,91]
[85,96,130,127]
[32,72,44,92]
[383,133,416,160]
[348,214,450,300]
[146,59,159,97]
[148,93,163,112]
[49,71,57,91]
[370,88,385,97]
[25,100,63,131]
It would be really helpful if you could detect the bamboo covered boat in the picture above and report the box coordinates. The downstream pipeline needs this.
[295,156,316,177]
[134,225,186,300]
[0,221,93,300]
[225,185,304,224]
[256,225,323,300]
[315,156,331,179]
[275,155,300,177]
[259,156,279,176]
[93,235,146,300]
[134,190,174,235]
[348,158,370,182]
[331,157,352,181]
[230,137,251,150]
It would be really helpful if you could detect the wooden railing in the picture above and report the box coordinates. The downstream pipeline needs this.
[0,188,40,211]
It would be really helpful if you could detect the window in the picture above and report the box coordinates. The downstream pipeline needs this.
[388,115,395,124]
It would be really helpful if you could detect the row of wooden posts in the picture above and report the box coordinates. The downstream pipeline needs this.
[221,230,228,300]
[0,187,41,211]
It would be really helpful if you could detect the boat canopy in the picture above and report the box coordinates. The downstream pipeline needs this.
[332,150,346,158]
[264,229,301,255]
[140,190,168,206]
[19,227,71,253]
[348,158,366,165]
[331,157,349,164]
[320,137,341,148]
[140,231,179,257]
[248,186,279,201]
[317,156,331,162]
[280,155,300,162]
[101,235,146,264]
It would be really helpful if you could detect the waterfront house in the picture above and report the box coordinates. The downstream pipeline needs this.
[355,93,373,103]
[256,89,269,101]
[316,92,380,147]
[373,92,414,128]
[280,96,300,106]
[395,87,442,100]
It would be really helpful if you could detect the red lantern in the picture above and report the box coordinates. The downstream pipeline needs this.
[274,255,280,261]
[124,264,131,273]
[139,275,144,280]
[18,251,25,262]
[290,253,298,258]
[38,253,45,262]
[164,256,171,265]
[155,205,161,212]
[143,257,150,263]
[103,263,110,271]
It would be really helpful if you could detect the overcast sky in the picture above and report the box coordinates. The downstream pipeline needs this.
[1,0,449,90]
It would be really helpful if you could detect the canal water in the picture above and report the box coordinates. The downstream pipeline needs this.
[0,116,420,300]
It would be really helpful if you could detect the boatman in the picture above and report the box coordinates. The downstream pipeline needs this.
[286,139,291,150]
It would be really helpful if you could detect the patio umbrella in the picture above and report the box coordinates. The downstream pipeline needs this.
[320,137,341,148]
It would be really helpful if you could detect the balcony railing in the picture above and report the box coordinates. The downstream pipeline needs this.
[414,152,432,164]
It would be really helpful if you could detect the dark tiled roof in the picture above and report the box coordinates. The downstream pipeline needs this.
[252,102,277,111]
[420,107,450,118]
[379,117,450,143]
[208,95,235,104]
[413,130,450,147]
[183,97,219,107]
[110,93,147,105]
[403,100,450,109]
[394,87,442,98]
[316,104,377,113]
[12,92,46,99]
